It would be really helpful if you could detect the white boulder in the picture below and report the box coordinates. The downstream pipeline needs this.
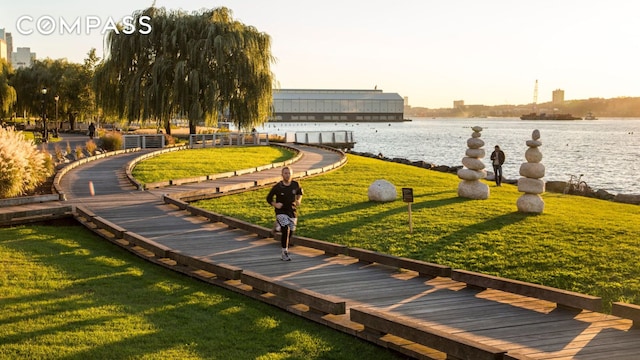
[458,168,487,181]
[457,180,489,200]
[519,163,546,178]
[525,147,543,163]
[517,177,545,194]
[368,179,397,202]
[517,193,545,213]
[461,157,486,171]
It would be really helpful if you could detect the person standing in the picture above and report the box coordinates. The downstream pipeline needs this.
[266,166,303,261]
[490,145,506,186]
[88,122,96,139]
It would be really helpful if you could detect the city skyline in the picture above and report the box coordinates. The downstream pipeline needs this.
[1,0,638,109]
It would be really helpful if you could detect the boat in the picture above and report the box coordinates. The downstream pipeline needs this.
[520,112,582,120]
[584,112,598,120]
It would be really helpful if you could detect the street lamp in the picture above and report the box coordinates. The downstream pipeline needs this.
[54,94,59,137]
[41,87,48,143]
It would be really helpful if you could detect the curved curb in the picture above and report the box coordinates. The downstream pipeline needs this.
[52,147,143,201]
[125,143,304,191]
[162,143,347,203]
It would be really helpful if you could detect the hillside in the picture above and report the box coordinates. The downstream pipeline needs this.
[406,96,640,118]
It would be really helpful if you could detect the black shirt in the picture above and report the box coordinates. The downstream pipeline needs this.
[266,180,303,218]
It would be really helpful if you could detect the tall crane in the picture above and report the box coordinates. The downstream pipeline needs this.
[532,79,538,113]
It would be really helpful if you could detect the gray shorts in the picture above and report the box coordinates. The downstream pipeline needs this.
[276,214,297,232]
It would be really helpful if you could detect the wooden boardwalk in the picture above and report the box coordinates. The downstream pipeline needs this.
[5,144,640,359]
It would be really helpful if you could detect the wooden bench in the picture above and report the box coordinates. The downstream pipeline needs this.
[350,307,507,360]
[451,269,602,312]
[348,247,451,278]
[241,270,346,315]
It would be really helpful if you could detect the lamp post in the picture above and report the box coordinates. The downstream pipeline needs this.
[41,87,48,143]
[54,94,59,137]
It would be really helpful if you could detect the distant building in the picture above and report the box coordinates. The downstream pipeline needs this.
[271,89,404,122]
[453,100,465,108]
[12,47,35,69]
[552,89,564,105]
[0,39,7,63]
[0,29,10,64]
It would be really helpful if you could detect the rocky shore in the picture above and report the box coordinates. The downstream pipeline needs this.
[348,150,640,205]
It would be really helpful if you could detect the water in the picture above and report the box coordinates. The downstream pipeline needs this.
[257,118,640,195]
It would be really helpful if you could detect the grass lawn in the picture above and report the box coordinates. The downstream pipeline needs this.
[0,222,399,360]
[3,146,639,358]
[131,146,296,185]
[192,153,640,310]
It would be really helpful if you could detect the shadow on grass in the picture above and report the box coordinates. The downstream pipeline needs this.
[424,211,532,259]
[302,191,470,237]
[1,222,394,360]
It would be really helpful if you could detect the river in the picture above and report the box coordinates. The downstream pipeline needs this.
[257,118,640,195]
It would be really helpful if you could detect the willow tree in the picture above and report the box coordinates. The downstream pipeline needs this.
[95,6,274,134]
[0,59,17,120]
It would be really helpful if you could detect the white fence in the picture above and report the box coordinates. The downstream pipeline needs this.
[123,134,166,149]
[293,131,355,150]
[189,132,268,148]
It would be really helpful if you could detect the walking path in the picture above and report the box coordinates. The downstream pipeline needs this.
[4,140,640,359]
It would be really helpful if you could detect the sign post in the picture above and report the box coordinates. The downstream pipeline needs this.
[402,188,414,233]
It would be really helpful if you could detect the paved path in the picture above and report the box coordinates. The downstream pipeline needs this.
[8,142,640,359]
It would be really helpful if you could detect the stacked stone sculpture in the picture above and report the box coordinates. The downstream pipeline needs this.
[457,126,489,200]
[517,129,545,213]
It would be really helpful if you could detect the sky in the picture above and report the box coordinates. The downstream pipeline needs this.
[2,0,639,108]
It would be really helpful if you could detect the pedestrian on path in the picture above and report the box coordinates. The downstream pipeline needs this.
[266,166,303,261]
[490,145,506,186]
[88,122,96,139]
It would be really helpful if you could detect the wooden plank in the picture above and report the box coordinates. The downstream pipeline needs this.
[91,216,126,239]
[184,205,222,222]
[350,307,506,360]
[451,269,602,312]
[0,205,74,224]
[123,231,171,258]
[348,247,451,277]
[612,302,640,326]
[167,251,242,280]
[292,235,348,256]
[163,195,188,210]
[240,270,346,315]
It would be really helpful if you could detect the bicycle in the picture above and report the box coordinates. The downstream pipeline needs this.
[563,174,591,195]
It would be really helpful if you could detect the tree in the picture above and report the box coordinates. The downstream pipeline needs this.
[0,59,17,120]
[11,54,98,130]
[95,6,274,134]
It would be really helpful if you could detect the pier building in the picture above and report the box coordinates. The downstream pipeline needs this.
[271,89,404,122]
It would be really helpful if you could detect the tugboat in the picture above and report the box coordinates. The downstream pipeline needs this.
[520,112,582,120]
[584,112,598,120]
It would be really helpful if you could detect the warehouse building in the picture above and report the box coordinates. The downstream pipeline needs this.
[271,89,404,122]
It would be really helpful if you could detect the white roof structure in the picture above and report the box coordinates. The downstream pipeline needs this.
[271,89,404,122]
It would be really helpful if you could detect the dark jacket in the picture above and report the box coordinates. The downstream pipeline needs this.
[490,150,505,166]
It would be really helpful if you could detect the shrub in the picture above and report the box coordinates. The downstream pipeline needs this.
[85,139,97,155]
[53,143,64,162]
[164,134,176,146]
[0,127,53,198]
[75,144,84,159]
[99,131,123,151]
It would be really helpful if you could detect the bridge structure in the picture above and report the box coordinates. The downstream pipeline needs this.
[2,140,640,359]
